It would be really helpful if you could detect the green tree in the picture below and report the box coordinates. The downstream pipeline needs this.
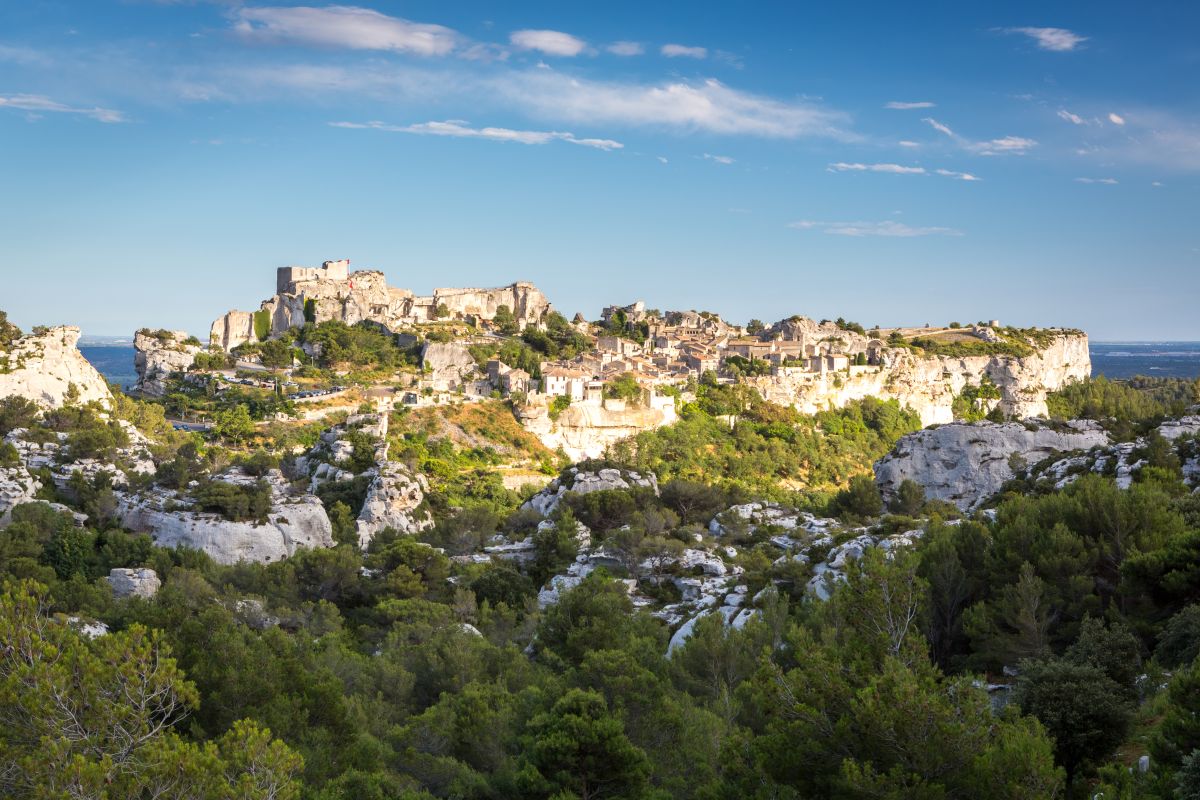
[0,395,38,436]
[0,581,303,798]
[493,304,519,335]
[1014,658,1132,786]
[213,403,255,443]
[521,688,650,800]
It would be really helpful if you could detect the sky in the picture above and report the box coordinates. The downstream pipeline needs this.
[1,1,1198,340]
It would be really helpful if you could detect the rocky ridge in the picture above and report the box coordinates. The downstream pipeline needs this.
[0,326,112,408]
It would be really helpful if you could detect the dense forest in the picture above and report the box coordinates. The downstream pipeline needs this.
[2,373,1200,799]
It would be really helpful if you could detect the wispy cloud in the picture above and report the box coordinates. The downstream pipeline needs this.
[661,43,707,59]
[971,135,1037,155]
[923,117,955,137]
[828,162,925,174]
[922,117,1036,155]
[498,73,852,139]
[1005,26,1087,52]
[330,119,622,150]
[898,140,919,148]
[1108,112,1126,126]
[703,153,734,164]
[1075,177,1118,184]
[510,29,587,57]
[233,6,460,56]
[0,93,125,123]
[885,101,935,110]
[606,41,644,56]
[789,219,961,237]
[1057,109,1085,125]
[935,168,981,181]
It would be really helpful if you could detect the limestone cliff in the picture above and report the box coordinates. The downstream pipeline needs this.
[748,332,1090,426]
[133,329,201,397]
[0,326,112,408]
[210,258,552,350]
[874,419,1110,511]
[518,401,678,462]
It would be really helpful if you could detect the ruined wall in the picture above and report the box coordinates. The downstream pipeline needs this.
[209,260,552,350]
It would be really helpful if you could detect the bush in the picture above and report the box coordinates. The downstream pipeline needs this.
[191,479,272,522]
[253,309,271,342]
[549,395,571,421]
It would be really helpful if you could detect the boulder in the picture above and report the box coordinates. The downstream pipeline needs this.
[107,567,161,599]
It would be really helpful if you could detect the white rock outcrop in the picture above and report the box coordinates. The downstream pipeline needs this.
[0,465,41,525]
[874,419,1111,511]
[107,568,161,599]
[0,326,112,408]
[115,470,334,564]
[134,329,201,397]
[355,461,433,546]
[420,342,478,391]
[518,402,678,462]
[523,466,659,517]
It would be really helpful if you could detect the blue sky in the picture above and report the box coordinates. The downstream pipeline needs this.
[2,1,1197,340]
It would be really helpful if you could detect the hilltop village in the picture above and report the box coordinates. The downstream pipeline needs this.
[194,259,1091,460]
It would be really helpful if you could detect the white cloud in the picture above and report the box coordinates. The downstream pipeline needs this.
[1058,109,1085,125]
[330,119,622,150]
[898,140,919,148]
[828,162,925,174]
[657,156,668,164]
[0,93,125,123]
[661,43,707,59]
[1152,181,1164,187]
[922,117,1036,155]
[1075,177,1118,184]
[606,41,644,56]
[233,6,460,56]
[885,101,935,110]
[703,153,734,164]
[510,29,587,57]
[789,219,961,237]
[935,168,981,181]
[497,73,852,139]
[1108,112,1126,125]
[922,117,955,137]
[1006,27,1087,52]
[971,135,1037,156]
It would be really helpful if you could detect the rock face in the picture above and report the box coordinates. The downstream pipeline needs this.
[874,419,1111,511]
[107,568,161,599]
[115,470,334,564]
[209,258,552,350]
[524,466,660,517]
[748,332,1090,426]
[0,326,112,408]
[355,461,433,546]
[0,465,41,525]
[518,402,678,462]
[420,342,478,391]
[134,330,201,397]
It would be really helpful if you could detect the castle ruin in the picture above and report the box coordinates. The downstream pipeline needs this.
[209,259,552,351]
